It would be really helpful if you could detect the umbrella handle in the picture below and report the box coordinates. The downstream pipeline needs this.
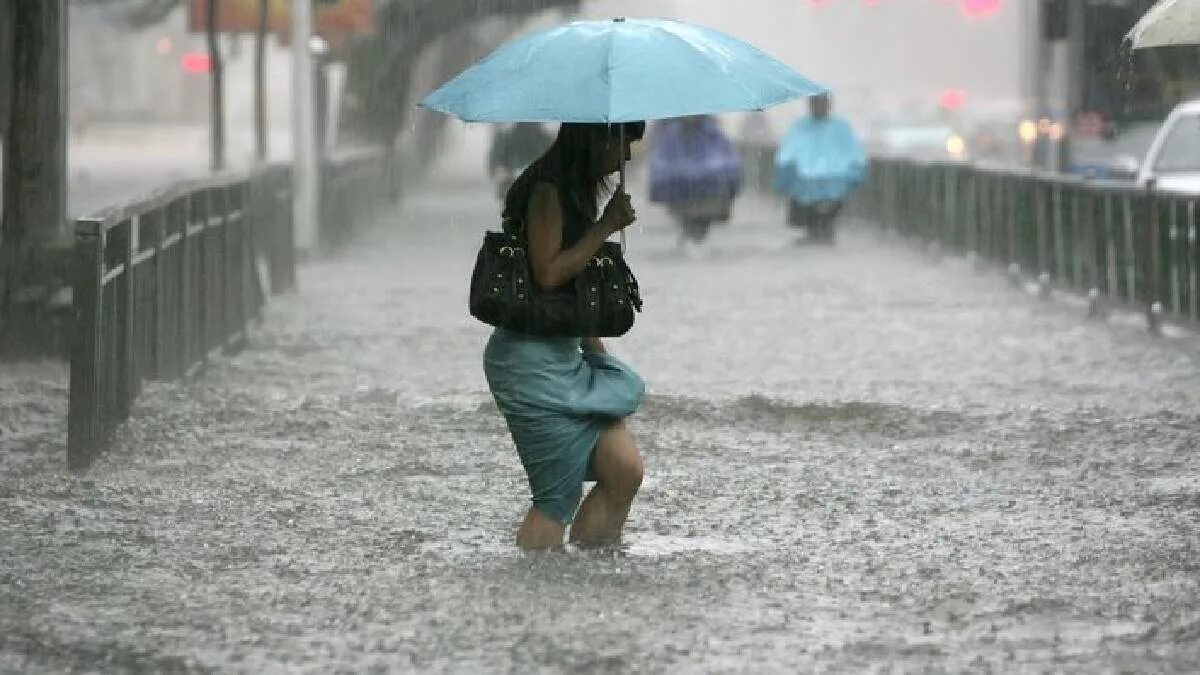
[619,125,629,254]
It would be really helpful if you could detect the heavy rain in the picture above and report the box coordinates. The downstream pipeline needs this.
[2,0,1199,672]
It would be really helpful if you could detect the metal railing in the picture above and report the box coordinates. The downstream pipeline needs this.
[320,149,391,249]
[67,165,295,469]
[66,149,397,469]
[857,158,1200,333]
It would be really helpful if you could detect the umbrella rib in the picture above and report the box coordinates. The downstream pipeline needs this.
[655,24,777,116]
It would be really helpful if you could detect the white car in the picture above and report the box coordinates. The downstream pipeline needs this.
[871,123,968,163]
[1134,98,1200,194]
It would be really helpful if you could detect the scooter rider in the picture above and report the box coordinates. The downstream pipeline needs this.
[773,93,866,244]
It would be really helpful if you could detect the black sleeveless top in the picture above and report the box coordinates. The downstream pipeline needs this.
[501,164,595,249]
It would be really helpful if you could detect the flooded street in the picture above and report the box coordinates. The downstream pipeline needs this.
[3,142,1200,672]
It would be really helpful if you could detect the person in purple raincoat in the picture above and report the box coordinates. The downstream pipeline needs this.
[647,115,744,245]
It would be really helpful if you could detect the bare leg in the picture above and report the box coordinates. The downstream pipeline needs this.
[570,422,644,546]
[516,506,567,551]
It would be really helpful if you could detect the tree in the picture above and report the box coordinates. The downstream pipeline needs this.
[71,0,184,28]
[68,0,579,150]
[1,0,68,340]
[338,0,578,148]
[0,0,12,145]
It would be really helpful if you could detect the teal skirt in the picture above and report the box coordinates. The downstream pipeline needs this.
[483,328,645,524]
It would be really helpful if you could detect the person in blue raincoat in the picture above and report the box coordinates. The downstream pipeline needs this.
[648,115,743,245]
[774,94,866,243]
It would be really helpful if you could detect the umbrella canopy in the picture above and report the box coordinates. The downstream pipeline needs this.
[1128,0,1200,49]
[419,17,826,123]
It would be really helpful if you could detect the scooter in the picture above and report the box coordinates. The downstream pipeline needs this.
[786,198,842,245]
[668,196,733,244]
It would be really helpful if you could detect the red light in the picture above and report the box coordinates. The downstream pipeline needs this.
[180,52,212,74]
[962,0,1002,18]
[938,89,967,110]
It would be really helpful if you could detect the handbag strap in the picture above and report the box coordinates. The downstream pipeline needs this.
[505,180,629,256]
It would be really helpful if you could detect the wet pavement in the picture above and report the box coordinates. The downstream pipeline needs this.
[3,144,1200,673]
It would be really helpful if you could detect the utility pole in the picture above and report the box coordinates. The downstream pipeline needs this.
[1,0,67,320]
[206,0,226,171]
[292,0,319,251]
[1062,0,1087,174]
[254,0,269,162]
[1026,0,1046,170]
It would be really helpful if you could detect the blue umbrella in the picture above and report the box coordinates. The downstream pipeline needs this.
[419,17,826,123]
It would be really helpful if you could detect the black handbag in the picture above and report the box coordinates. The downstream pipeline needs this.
[469,226,643,337]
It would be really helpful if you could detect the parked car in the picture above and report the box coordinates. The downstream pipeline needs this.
[1131,98,1200,194]
[868,118,968,164]
[1070,120,1160,181]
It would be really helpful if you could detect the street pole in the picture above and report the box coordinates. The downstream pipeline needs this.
[254,0,269,162]
[206,0,226,171]
[1062,0,1086,174]
[292,0,319,251]
[1026,0,1045,170]
[1,0,67,321]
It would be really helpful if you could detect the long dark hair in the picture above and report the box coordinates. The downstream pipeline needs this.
[504,121,645,221]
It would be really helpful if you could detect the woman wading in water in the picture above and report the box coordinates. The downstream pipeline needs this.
[484,122,647,550]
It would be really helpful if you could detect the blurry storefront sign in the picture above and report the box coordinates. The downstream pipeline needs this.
[188,0,373,38]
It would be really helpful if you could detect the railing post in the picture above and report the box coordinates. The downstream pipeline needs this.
[217,184,233,349]
[1147,191,1163,335]
[965,170,978,260]
[68,218,105,469]
[150,208,167,378]
[1051,183,1066,292]
[179,193,194,377]
[979,173,992,261]
[1122,195,1137,306]
[1078,190,1092,294]
[1035,182,1050,298]
[945,167,958,252]
[1104,194,1118,304]
[271,170,297,294]
[891,161,902,234]
[196,188,210,373]
[1168,199,1181,318]
[931,167,943,256]
[115,220,136,419]
[1083,190,1104,319]
[1185,199,1195,324]
[1006,175,1018,269]
[1006,177,1024,285]
[234,181,250,337]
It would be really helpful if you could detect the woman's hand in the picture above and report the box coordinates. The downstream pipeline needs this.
[599,190,636,235]
[527,182,634,291]
[582,337,607,354]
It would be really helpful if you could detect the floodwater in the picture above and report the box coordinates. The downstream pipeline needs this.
[2,143,1199,672]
